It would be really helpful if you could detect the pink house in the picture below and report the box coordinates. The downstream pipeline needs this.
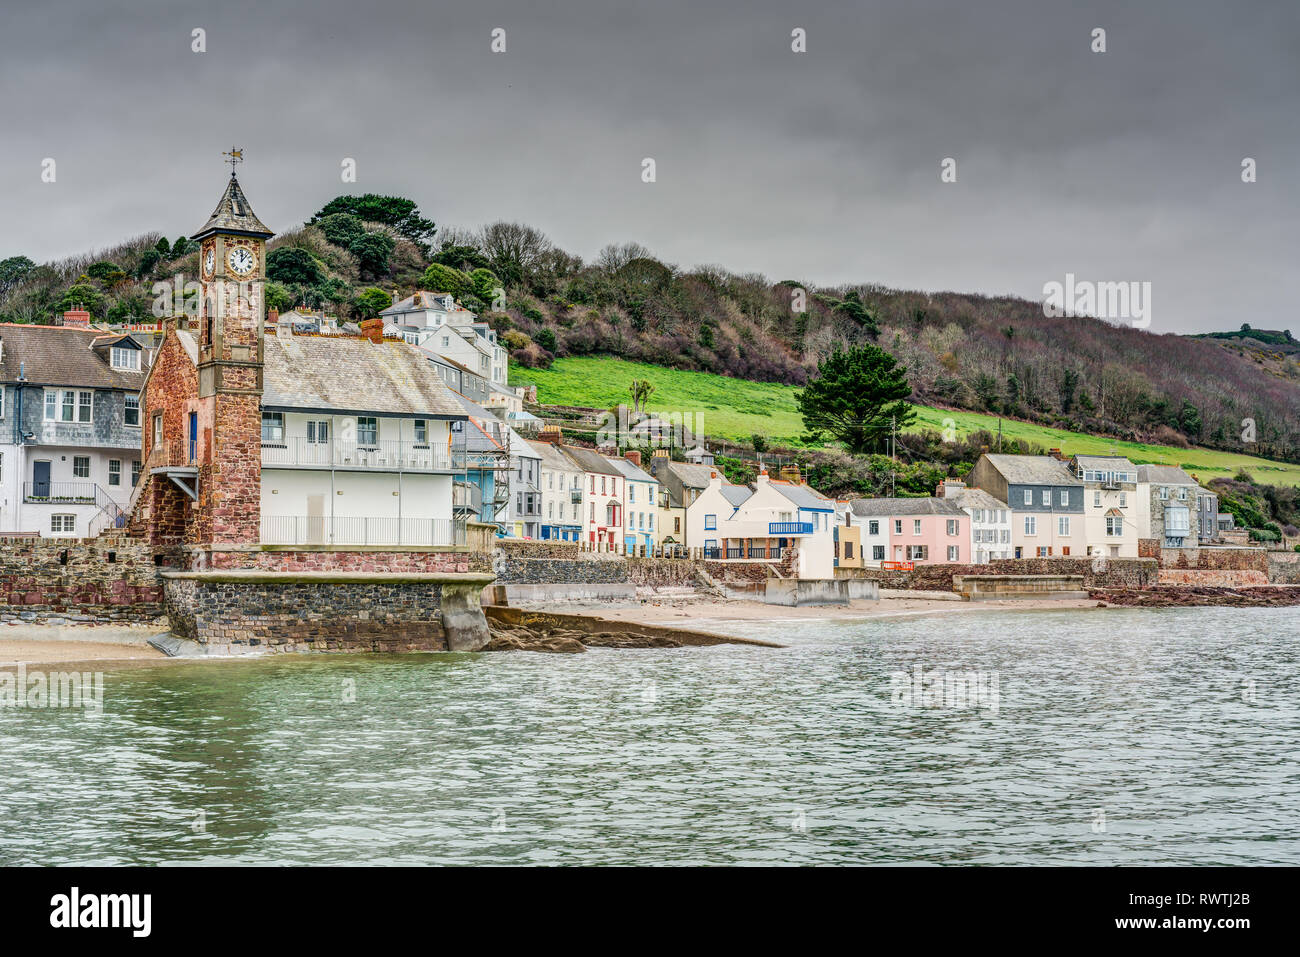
[847,497,970,565]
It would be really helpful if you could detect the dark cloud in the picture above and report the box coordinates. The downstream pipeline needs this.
[2,0,1296,333]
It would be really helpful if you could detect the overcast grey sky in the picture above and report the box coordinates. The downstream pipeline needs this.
[1,0,1296,334]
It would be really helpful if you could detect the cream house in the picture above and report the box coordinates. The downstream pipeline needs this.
[1071,454,1140,557]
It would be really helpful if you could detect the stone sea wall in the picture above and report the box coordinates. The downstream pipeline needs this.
[837,557,1158,591]
[0,534,171,626]
[162,571,494,654]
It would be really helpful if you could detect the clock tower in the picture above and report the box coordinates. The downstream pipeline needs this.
[190,162,274,547]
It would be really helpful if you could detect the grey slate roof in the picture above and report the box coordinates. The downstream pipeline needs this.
[942,487,1008,512]
[262,335,465,418]
[720,485,754,507]
[1073,454,1137,470]
[0,323,148,390]
[192,175,273,239]
[1136,464,1197,485]
[558,444,622,476]
[527,439,582,474]
[663,461,720,489]
[770,480,836,510]
[979,454,1082,486]
[849,497,967,516]
[605,455,657,484]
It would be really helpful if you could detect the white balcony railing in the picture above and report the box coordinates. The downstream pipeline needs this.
[261,438,461,472]
[260,515,466,547]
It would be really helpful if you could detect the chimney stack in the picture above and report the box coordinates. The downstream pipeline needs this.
[1048,448,1066,461]
[359,317,384,344]
[623,449,642,467]
[268,308,279,325]
[61,309,91,328]
[536,426,562,444]
[779,465,802,485]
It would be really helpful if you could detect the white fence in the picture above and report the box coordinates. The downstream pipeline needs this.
[260,515,466,546]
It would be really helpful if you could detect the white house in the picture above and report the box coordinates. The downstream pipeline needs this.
[251,331,468,545]
[606,450,658,554]
[0,322,150,537]
[528,436,584,541]
[689,469,836,578]
[936,479,1012,562]
[382,291,508,386]
[557,444,625,548]
[1071,454,1140,557]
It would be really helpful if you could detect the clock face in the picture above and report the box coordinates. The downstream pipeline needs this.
[203,247,215,277]
[227,246,256,277]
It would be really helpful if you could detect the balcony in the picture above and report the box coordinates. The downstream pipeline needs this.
[261,438,462,473]
[24,481,97,504]
[769,521,814,535]
[260,515,466,547]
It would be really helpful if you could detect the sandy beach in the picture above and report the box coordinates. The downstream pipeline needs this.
[0,626,170,670]
[514,594,1102,630]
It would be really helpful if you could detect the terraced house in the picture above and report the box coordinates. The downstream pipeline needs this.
[0,321,150,537]
[1071,454,1140,557]
[966,453,1086,557]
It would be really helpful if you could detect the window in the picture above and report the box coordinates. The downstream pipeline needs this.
[1059,490,1068,506]
[894,519,902,534]
[1023,489,1032,505]
[845,542,854,559]
[131,460,140,487]
[1037,546,1051,557]
[356,416,378,446]
[1159,486,1169,500]
[947,545,959,561]
[872,545,885,561]
[869,520,879,535]
[1024,516,1037,535]
[1058,516,1071,536]
[108,460,121,486]
[629,484,636,503]
[307,420,330,444]
[705,514,717,530]
[907,545,928,561]
[1106,516,1123,537]
[1094,491,1101,507]
[1041,490,1050,506]
[44,389,93,423]
[124,395,140,427]
[649,514,654,531]
[261,412,285,444]
[946,519,959,535]
[110,346,140,370]
[913,519,922,535]
[1001,529,1010,543]
[73,456,90,478]
[590,502,595,522]
[1119,492,1127,507]
[152,413,163,447]
[51,514,76,535]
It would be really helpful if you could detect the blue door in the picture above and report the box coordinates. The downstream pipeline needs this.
[33,461,51,498]
[188,412,198,463]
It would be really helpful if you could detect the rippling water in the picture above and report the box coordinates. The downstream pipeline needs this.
[2,606,1297,865]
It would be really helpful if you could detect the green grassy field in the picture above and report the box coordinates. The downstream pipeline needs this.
[511,356,1300,486]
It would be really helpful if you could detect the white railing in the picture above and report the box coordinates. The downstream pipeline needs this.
[261,438,461,472]
[260,515,466,546]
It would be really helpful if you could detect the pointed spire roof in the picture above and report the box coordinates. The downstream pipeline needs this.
[192,174,273,240]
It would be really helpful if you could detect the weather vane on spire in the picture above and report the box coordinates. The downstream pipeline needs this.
[222,147,244,175]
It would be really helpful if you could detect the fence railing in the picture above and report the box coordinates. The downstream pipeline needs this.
[23,481,97,504]
[260,515,467,547]
[261,438,462,472]
[769,522,814,535]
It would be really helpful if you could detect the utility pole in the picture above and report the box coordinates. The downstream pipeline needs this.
[998,417,1003,453]
[890,415,896,497]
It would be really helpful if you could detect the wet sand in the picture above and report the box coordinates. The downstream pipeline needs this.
[516,594,1101,629]
[0,626,170,670]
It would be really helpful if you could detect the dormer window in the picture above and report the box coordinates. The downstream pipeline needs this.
[110,345,140,370]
